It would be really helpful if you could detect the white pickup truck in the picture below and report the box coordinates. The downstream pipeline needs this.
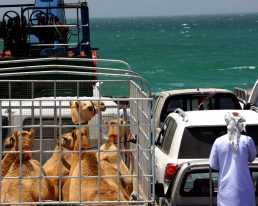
[153,88,242,129]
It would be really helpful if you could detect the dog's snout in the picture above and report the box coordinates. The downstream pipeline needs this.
[88,106,93,111]
[109,134,118,143]
[4,137,14,149]
[61,137,67,146]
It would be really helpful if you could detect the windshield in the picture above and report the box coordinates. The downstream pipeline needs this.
[178,125,258,159]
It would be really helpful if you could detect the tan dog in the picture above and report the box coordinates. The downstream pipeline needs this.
[1,135,20,177]
[1,129,55,203]
[42,133,73,201]
[61,127,129,202]
[97,119,133,197]
[70,100,106,124]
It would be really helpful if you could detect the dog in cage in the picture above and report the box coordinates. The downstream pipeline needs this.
[1,129,55,203]
[42,132,73,201]
[42,100,107,201]
[70,100,106,124]
[61,127,130,202]
[97,118,133,197]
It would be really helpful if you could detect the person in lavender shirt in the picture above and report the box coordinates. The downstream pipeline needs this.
[209,112,257,206]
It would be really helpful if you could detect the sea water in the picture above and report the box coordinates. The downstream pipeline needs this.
[90,13,258,94]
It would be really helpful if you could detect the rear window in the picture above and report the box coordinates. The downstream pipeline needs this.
[178,125,258,159]
[180,170,218,197]
[160,93,241,123]
[179,168,258,197]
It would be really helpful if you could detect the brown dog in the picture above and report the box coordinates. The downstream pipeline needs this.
[42,133,73,201]
[97,119,133,197]
[70,100,106,124]
[61,127,129,202]
[1,129,55,203]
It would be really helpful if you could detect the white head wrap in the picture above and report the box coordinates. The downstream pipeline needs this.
[224,112,246,158]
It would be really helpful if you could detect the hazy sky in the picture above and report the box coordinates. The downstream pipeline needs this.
[87,0,258,18]
[3,0,258,18]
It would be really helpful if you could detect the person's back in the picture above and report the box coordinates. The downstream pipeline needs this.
[209,112,257,206]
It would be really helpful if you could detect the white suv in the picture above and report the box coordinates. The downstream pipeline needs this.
[155,109,258,193]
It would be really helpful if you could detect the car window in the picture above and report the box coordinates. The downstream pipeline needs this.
[242,125,258,154]
[219,96,240,109]
[166,99,183,115]
[156,117,177,154]
[156,118,170,148]
[160,93,241,124]
[179,168,258,197]
[178,125,258,159]
[180,170,218,197]
[23,118,74,139]
[162,119,177,154]
[178,126,227,159]
[159,97,180,123]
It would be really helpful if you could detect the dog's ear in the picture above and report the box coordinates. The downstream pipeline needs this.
[99,101,106,112]
[27,129,34,138]
[4,136,15,149]
[70,101,79,108]
[119,119,126,125]
[61,135,68,148]
[72,130,77,140]
[105,120,110,128]
[13,130,20,138]
[80,127,88,136]
[70,101,80,124]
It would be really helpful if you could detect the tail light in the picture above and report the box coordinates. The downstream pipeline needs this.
[164,163,177,182]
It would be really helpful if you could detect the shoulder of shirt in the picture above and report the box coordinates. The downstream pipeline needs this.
[214,134,228,143]
[241,134,252,140]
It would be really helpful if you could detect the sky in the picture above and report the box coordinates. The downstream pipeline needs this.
[2,0,258,18]
[87,0,258,18]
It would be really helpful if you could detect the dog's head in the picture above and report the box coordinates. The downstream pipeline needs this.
[59,132,74,150]
[61,127,90,151]
[70,101,106,124]
[4,129,34,160]
[4,129,34,151]
[105,119,126,143]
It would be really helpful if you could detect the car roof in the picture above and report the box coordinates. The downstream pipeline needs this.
[169,109,258,127]
[158,88,234,97]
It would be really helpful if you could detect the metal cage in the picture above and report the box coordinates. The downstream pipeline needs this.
[0,58,155,205]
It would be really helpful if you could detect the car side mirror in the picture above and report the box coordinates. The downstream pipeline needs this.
[155,182,165,197]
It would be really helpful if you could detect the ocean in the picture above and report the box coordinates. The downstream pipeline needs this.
[89,13,258,94]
